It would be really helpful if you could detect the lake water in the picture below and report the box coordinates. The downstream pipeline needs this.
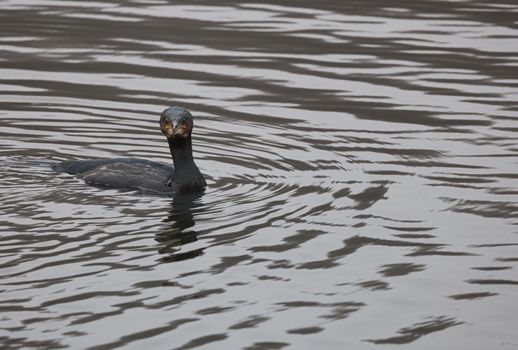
[1,1,518,349]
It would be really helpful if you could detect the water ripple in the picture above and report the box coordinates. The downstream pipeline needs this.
[1,0,518,349]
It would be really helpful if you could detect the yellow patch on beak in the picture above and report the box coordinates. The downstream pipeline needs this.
[175,125,189,138]
[161,122,174,139]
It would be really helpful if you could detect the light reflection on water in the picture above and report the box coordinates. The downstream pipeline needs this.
[1,0,518,349]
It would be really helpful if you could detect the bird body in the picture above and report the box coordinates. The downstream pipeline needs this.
[54,107,206,196]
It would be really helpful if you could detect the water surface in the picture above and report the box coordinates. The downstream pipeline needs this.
[1,1,518,349]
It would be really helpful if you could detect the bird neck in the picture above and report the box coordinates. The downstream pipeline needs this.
[168,136,205,191]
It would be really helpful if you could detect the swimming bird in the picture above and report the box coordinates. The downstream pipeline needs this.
[54,106,206,195]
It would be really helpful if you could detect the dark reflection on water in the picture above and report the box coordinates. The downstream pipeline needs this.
[1,0,518,349]
[367,316,463,345]
[157,193,205,263]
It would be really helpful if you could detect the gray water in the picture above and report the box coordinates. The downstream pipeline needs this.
[1,1,518,349]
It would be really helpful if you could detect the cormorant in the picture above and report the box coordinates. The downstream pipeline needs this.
[54,106,206,195]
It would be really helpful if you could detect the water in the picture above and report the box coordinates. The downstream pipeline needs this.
[1,1,518,349]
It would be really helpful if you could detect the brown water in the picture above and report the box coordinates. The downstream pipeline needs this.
[1,1,518,349]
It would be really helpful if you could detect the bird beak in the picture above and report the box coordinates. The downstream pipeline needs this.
[161,118,189,139]
[171,120,178,136]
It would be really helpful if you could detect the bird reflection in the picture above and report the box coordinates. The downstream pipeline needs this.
[156,192,205,262]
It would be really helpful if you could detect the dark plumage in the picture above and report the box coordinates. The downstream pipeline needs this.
[54,106,206,195]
